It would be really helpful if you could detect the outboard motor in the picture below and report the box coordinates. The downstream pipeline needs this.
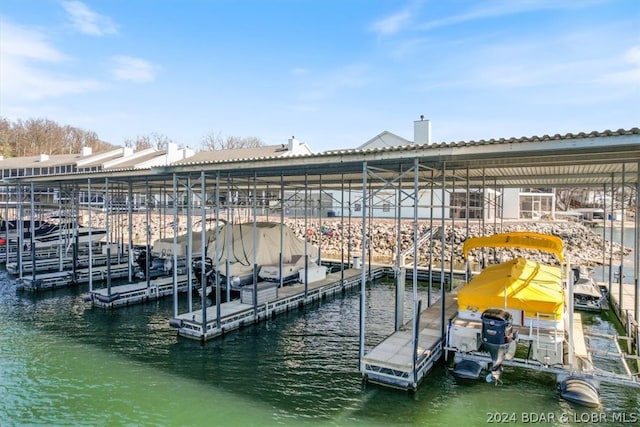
[571,266,581,283]
[135,249,149,277]
[192,257,214,287]
[481,308,515,383]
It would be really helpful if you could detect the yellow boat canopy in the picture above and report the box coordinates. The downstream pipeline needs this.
[457,257,565,320]
[462,232,564,262]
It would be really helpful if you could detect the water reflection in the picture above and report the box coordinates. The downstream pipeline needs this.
[1,267,638,425]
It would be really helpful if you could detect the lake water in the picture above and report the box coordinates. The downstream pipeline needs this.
[591,226,637,286]
[1,264,639,425]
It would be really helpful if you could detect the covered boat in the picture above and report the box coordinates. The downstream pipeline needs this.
[449,232,567,379]
[457,257,565,329]
[197,222,320,290]
[462,231,564,263]
[153,228,218,258]
[571,266,606,312]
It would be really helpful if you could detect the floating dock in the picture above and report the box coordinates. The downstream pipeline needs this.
[15,262,132,291]
[447,311,640,384]
[0,246,70,264]
[362,288,640,398]
[6,253,128,275]
[362,294,458,389]
[86,274,197,309]
[15,271,74,292]
[73,263,132,284]
[608,281,636,324]
[170,267,384,341]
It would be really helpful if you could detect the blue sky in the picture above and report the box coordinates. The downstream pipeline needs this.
[1,0,638,152]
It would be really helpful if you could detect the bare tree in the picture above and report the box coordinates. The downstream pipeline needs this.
[0,116,117,156]
[200,131,264,151]
[124,133,174,151]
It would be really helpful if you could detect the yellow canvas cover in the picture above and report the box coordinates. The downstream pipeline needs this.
[462,232,564,262]
[457,257,565,320]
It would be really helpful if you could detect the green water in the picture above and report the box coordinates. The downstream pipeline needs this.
[0,270,638,426]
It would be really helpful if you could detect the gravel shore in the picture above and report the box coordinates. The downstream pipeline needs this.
[87,213,632,267]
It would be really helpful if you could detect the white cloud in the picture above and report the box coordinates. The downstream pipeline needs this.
[62,0,118,36]
[371,8,412,35]
[625,46,640,64]
[0,19,66,61]
[110,56,159,83]
[600,46,640,85]
[297,64,373,102]
[290,67,309,75]
[416,0,606,32]
[2,57,101,100]
[0,19,101,100]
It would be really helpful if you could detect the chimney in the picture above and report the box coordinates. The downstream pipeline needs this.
[413,115,431,145]
[166,142,178,157]
[81,146,93,157]
[39,153,50,162]
[288,136,297,152]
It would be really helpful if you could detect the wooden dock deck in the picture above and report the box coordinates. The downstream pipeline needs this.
[86,274,197,309]
[15,270,74,292]
[608,281,636,317]
[6,253,128,276]
[607,280,638,351]
[73,263,132,284]
[14,262,132,291]
[171,267,384,341]
[361,293,458,389]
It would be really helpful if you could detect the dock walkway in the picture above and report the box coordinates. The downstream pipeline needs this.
[608,281,636,318]
[86,274,197,309]
[6,253,127,275]
[362,293,458,389]
[606,280,638,354]
[15,262,132,292]
[171,267,384,341]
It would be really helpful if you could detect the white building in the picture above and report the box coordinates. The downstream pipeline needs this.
[324,118,556,221]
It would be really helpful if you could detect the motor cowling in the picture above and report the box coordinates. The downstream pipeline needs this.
[481,308,514,345]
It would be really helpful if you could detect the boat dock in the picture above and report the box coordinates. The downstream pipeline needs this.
[14,262,133,291]
[362,293,458,389]
[86,274,197,309]
[607,280,639,353]
[15,271,74,292]
[170,267,384,341]
[73,263,132,284]
[6,253,128,275]
[361,279,640,393]
[444,310,639,389]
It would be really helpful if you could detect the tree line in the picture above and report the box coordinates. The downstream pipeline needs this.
[0,117,118,157]
[0,117,265,157]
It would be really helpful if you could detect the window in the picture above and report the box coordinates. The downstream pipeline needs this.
[450,192,483,219]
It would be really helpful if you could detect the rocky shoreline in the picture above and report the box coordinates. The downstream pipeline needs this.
[286,219,632,267]
[87,212,631,267]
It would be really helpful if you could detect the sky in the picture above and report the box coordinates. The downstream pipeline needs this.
[1,0,639,152]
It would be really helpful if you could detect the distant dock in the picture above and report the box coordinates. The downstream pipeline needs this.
[86,274,197,309]
[170,267,385,341]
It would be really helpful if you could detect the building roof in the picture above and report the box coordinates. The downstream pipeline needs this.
[357,131,412,150]
[7,128,640,191]
[108,150,166,169]
[0,153,85,168]
[76,152,124,169]
[173,144,292,165]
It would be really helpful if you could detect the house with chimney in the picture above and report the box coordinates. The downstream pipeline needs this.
[323,117,555,221]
